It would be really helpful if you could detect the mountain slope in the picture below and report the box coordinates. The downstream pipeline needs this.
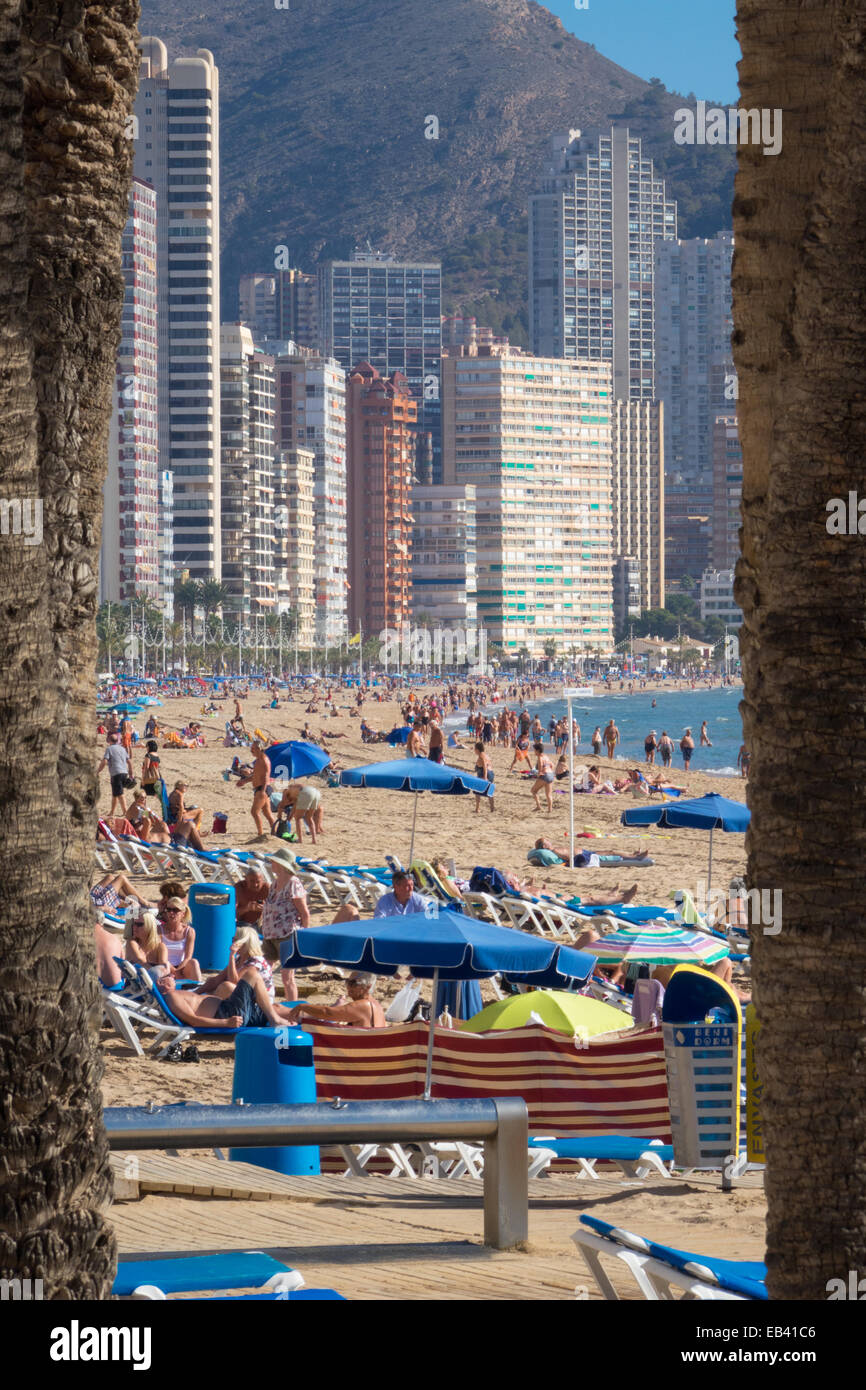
[139,0,735,338]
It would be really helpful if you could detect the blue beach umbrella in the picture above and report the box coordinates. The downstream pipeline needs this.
[266,739,332,780]
[621,792,750,890]
[340,755,494,863]
[109,702,144,715]
[280,910,597,1098]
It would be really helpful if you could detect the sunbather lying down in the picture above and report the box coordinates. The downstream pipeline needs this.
[158,966,296,1029]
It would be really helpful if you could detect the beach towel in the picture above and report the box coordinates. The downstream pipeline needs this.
[527,848,562,867]
[469,866,510,896]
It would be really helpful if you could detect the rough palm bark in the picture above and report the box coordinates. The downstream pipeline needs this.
[734,0,866,1298]
[0,0,139,1298]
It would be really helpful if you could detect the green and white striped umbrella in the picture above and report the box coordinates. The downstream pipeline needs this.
[591,919,730,967]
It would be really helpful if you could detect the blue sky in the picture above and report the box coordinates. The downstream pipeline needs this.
[545,0,740,105]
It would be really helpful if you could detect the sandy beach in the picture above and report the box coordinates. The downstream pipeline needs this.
[99,683,748,1101]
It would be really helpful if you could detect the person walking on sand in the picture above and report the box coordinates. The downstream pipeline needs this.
[680,728,695,770]
[738,743,750,779]
[603,719,620,760]
[591,725,603,757]
[473,741,495,813]
[700,720,713,747]
[658,731,674,768]
[644,730,658,765]
[97,733,133,818]
[531,742,555,813]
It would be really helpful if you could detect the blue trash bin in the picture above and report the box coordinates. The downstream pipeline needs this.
[188,882,236,971]
[229,1026,320,1175]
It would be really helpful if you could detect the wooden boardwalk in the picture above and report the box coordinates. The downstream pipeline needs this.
[109,1154,766,1301]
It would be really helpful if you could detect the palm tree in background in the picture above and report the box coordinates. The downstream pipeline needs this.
[0,0,139,1297]
[735,0,866,1296]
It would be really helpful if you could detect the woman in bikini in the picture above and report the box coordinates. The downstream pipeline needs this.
[531,742,555,812]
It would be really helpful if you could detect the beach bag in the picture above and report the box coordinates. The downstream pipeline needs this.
[385,980,421,1023]
[469,866,510,896]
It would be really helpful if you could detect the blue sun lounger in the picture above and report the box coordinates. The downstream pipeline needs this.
[114,1252,299,1297]
[528,1135,673,1180]
[573,1215,767,1300]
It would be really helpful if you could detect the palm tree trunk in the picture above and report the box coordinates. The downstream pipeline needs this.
[734,0,866,1297]
[0,0,139,1296]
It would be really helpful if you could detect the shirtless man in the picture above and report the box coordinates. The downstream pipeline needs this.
[407,721,425,757]
[157,966,296,1029]
[232,697,246,734]
[95,920,123,988]
[603,719,620,760]
[235,868,269,927]
[427,717,444,764]
[238,742,275,840]
[292,972,387,1029]
[700,720,712,747]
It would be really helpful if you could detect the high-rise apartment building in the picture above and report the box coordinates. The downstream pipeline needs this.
[655,232,734,486]
[529,128,677,400]
[411,485,478,628]
[273,348,347,643]
[239,268,319,350]
[100,179,161,606]
[135,38,221,580]
[712,415,742,570]
[219,325,276,616]
[442,348,614,656]
[273,447,316,642]
[319,250,441,479]
[345,363,416,635]
[611,400,665,622]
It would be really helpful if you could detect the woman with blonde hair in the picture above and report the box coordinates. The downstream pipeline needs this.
[124,910,169,977]
[196,924,275,1000]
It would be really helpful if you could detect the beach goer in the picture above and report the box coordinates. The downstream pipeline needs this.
[292,972,387,1029]
[167,782,203,832]
[158,898,202,981]
[94,920,123,989]
[156,970,299,1030]
[509,732,532,773]
[235,869,269,928]
[473,741,495,813]
[140,740,161,797]
[428,717,444,764]
[531,742,555,813]
[658,731,674,767]
[124,910,169,977]
[373,870,433,918]
[603,719,620,760]
[738,744,750,779]
[260,854,311,1000]
[590,726,602,757]
[407,721,425,757]
[278,782,323,844]
[644,730,658,765]
[680,728,695,770]
[127,791,172,845]
[239,741,275,840]
[91,870,148,914]
[156,881,187,922]
[97,734,133,817]
[197,925,275,1000]
[700,721,712,747]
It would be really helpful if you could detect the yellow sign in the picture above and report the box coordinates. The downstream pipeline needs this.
[745,1004,765,1163]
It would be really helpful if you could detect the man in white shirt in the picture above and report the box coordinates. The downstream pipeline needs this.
[373,870,434,918]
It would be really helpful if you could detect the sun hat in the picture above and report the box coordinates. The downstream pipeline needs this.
[269,845,297,870]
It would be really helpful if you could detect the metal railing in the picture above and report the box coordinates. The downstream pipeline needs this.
[104,1097,529,1250]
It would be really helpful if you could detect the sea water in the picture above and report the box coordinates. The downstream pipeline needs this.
[465,685,745,776]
